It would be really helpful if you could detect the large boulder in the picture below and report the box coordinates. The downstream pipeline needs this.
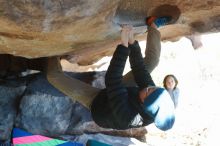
[0,78,26,141]
[15,73,90,137]
[0,0,219,65]
[15,73,148,145]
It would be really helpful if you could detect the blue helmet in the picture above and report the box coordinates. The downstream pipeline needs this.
[143,87,175,131]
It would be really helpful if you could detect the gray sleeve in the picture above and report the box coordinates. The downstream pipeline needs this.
[173,88,180,108]
[168,88,180,108]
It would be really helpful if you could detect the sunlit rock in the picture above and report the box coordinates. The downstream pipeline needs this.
[0,0,219,65]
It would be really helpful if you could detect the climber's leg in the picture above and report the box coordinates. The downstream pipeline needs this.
[46,57,100,109]
[144,25,161,73]
[123,25,161,86]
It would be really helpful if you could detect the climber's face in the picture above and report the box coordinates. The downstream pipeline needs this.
[139,86,157,103]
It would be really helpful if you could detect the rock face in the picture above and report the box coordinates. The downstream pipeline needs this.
[0,73,148,145]
[16,74,77,136]
[0,78,26,141]
[0,0,219,65]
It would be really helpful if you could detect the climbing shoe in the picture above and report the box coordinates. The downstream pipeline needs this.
[146,16,172,28]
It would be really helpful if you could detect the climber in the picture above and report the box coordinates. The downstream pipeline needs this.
[46,16,175,131]
[122,16,181,109]
[90,16,175,131]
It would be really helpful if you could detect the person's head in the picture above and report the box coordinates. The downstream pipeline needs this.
[163,74,178,90]
[139,87,175,131]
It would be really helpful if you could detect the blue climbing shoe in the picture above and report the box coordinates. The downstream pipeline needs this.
[146,16,172,28]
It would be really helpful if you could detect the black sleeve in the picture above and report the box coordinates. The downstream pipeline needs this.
[105,44,139,129]
[128,41,155,89]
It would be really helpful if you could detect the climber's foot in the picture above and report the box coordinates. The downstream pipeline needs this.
[146,16,172,28]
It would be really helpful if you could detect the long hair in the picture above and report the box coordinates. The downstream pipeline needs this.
[163,74,178,89]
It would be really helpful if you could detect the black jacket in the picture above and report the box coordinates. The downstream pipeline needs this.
[91,41,155,130]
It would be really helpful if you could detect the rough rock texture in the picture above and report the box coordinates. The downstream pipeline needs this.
[0,79,26,141]
[14,73,148,145]
[65,71,106,89]
[62,133,148,146]
[0,0,219,65]
[16,74,76,136]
